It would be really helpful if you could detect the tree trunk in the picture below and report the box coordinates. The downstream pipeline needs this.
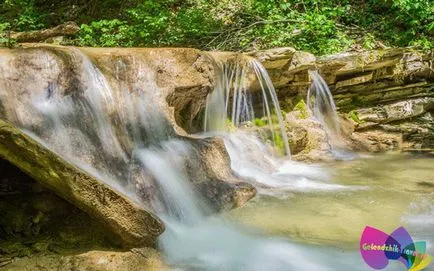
[10,22,80,43]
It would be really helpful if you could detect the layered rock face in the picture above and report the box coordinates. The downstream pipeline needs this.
[256,48,434,153]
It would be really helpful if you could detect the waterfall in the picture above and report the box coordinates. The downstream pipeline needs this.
[204,58,290,156]
[14,49,175,202]
[204,61,358,192]
[136,140,207,225]
[1,48,369,270]
[307,71,341,143]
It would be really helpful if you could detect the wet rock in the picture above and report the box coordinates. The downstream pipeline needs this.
[287,125,308,154]
[285,111,334,162]
[197,180,256,211]
[182,136,256,211]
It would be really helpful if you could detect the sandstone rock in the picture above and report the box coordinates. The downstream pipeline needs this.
[354,97,434,124]
[349,130,402,152]
[246,47,296,69]
[287,125,308,154]
[285,111,334,162]
[335,72,373,88]
[0,119,164,247]
[2,248,167,271]
[187,137,256,211]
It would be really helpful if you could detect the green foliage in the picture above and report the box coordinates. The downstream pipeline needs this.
[77,0,219,47]
[0,0,432,53]
[1,0,47,31]
[78,20,134,47]
[254,118,267,127]
[348,110,363,124]
[0,23,11,46]
[344,0,433,50]
[293,99,309,119]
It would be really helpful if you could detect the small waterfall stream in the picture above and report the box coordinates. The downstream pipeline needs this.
[14,49,176,203]
[307,70,357,160]
[204,58,290,156]
[307,71,341,144]
[202,60,356,191]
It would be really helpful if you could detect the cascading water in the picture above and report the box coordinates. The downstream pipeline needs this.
[307,71,358,160]
[222,131,362,196]
[201,55,355,194]
[204,58,290,156]
[134,138,366,271]
[1,48,376,270]
[307,70,341,144]
[202,57,358,192]
[8,49,176,203]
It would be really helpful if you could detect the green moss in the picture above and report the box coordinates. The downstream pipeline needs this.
[293,99,309,119]
[348,110,364,124]
[274,133,285,156]
[253,118,267,127]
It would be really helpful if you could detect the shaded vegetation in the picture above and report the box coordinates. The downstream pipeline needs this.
[1,0,433,54]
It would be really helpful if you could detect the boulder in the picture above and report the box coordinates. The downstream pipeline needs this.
[0,119,164,247]
[285,111,334,162]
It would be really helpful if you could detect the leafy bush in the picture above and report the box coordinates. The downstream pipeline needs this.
[78,20,134,47]
[1,0,46,31]
[77,1,219,48]
[1,0,432,53]
[0,23,11,45]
